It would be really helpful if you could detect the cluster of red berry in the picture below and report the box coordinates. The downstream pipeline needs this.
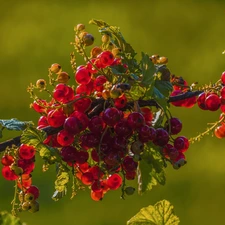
[1,20,224,213]
[169,70,225,139]
[1,144,40,212]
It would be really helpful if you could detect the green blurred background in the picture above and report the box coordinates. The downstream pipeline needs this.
[0,0,225,224]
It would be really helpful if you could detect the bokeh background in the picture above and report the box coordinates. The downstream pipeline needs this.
[0,0,225,224]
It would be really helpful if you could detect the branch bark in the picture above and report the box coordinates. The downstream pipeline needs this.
[0,90,203,152]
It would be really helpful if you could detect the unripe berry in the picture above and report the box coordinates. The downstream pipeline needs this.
[36,79,46,89]
[83,33,94,46]
[76,23,85,31]
[56,72,70,84]
[50,63,61,73]
[124,186,135,195]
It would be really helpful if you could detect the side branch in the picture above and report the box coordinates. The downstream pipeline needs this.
[0,90,203,152]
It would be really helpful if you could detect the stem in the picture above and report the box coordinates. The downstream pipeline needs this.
[11,181,18,216]
[189,114,225,143]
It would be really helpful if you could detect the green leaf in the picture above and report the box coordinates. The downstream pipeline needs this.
[140,53,156,87]
[0,211,26,225]
[38,144,61,162]
[0,118,33,131]
[90,19,136,57]
[153,87,168,112]
[127,200,180,225]
[137,157,157,194]
[129,85,146,101]
[111,64,127,75]
[138,144,166,194]
[21,126,46,147]
[154,80,173,98]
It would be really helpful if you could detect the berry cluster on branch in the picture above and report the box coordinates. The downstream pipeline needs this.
[0,19,224,216]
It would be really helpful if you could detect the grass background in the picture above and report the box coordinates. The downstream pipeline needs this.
[0,0,225,224]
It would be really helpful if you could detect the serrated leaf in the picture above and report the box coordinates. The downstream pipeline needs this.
[127,200,180,225]
[20,127,47,147]
[140,53,156,87]
[153,87,168,112]
[55,171,70,187]
[0,211,26,225]
[154,80,173,98]
[138,145,166,194]
[38,144,61,162]
[53,171,69,201]
[111,64,127,75]
[0,119,33,131]
[129,85,145,101]
[138,158,157,194]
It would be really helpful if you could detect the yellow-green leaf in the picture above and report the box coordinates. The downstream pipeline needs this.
[21,126,46,147]
[127,200,180,225]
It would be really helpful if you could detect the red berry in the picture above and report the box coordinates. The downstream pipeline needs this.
[127,112,145,130]
[91,149,99,162]
[47,109,66,128]
[91,180,103,193]
[205,94,221,111]
[125,171,136,180]
[57,129,74,146]
[153,128,169,146]
[106,173,122,190]
[70,111,89,131]
[60,146,77,163]
[74,151,89,164]
[98,51,114,67]
[64,116,82,135]
[141,107,153,124]
[19,144,36,160]
[114,119,133,137]
[81,172,94,185]
[17,158,35,174]
[122,156,138,172]
[114,94,127,109]
[80,133,99,149]
[76,80,94,95]
[197,92,208,110]
[2,166,18,181]
[73,94,92,113]
[89,166,104,180]
[93,75,107,92]
[26,185,40,199]
[32,99,48,113]
[75,68,91,85]
[170,90,185,107]
[102,107,121,126]
[1,155,14,166]
[88,116,105,134]
[91,190,104,201]
[214,125,225,138]
[164,117,182,135]
[37,116,48,127]
[174,136,189,152]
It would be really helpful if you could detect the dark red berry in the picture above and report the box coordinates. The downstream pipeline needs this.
[174,136,189,152]
[205,94,221,111]
[127,112,145,130]
[164,117,182,135]
[102,107,121,126]
[153,128,169,146]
